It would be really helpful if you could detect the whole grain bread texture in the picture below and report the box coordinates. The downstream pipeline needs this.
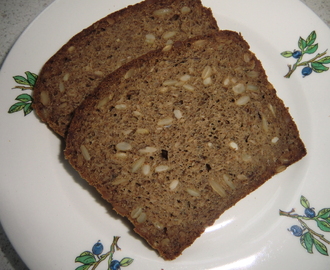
[32,0,219,137]
[65,31,306,260]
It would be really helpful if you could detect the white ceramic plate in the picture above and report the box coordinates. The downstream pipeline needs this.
[1,0,330,269]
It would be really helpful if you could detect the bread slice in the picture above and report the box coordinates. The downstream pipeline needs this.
[64,31,306,260]
[32,0,219,137]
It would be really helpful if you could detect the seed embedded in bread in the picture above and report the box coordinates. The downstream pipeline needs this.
[163,80,178,86]
[186,188,201,197]
[131,207,143,219]
[247,84,259,92]
[162,44,173,52]
[142,164,151,175]
[116,142,132,151]
[262,115,269,132]
[153,8,173,17]
[137,212,147,223]
[208,179,226,197]
[182,84,195,91]
[132,157,146,173]
[40,91,50,106]
[229,141,239,150]
[169,179,179,190]
[235,95,251,106]
[146,34,156,44]
[136,128,150,134]
[138,147,157,154]
[179,74,191,82]
[232,83,246,94]
[157,117,173,126]
[272,137,279,144]
[201,66,212,79]
[173,109,183,119]
[203,77,212,86]
[125,68,136,79]
[181,6,191,14]
[162,31,177,39]
[114,153,128,159]
[115,104,127,110]
[247,71,259,78]
[268,103,276,116]
[80,145,91,161]
[155,165,170,173]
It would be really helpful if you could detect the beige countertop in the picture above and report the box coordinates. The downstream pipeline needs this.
[0,0,329,269]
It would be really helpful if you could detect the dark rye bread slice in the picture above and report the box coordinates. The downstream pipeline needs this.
[32,0,219,137]
[65,31,306,260]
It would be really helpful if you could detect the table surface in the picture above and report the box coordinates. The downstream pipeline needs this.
[1,0,330,269]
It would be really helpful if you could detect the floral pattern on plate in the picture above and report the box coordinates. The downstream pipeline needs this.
[280,196,330,256]
[75,236,134,270]
[281,31,330,78]
[8,71,36,116]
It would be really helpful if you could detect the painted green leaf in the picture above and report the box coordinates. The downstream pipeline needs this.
[120,257,134,267]
[300,196,310,209]
[300,234,307,250]
[317,208,330,219]
[316,219,330,232]
[8,102,26,114]
[314,238,329,256]
[25,71,38,86]
[306,31,317,46]
[318,56,330,64]
[79,251,95,257]
[13,75,29,85]
[15,93,33,102]
[298,37,307,50]
[281,51,293,58]
[75,251,96,265]
[302,232,314,253]
[311,62,329,73]
[23,103,33,116]
[305,43,318,54]
[75,265,93,270]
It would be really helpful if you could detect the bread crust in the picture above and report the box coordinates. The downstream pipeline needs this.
[32,0,219,136]
[65,31,306,260]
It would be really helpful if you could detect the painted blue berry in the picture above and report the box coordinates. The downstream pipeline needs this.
[92,241,104,255]
[292,50,302,59]
[302,66,313,77]
[110,260,121,270]
[305,207,316,218]
[289,225,303,237]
